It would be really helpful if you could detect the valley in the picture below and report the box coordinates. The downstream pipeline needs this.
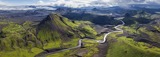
[0,3,160,57]
[35,16,125,57]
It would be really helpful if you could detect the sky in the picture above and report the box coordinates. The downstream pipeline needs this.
[0,0,160,7]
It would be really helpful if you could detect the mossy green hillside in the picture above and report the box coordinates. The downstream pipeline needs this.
[0,21,45,57]
[37,14,97,47]
[107,32,160,57]
[0,14,98,57]
[36,14,98,57]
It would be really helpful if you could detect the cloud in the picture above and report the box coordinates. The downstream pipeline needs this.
[35,0,160,8]
[0,1,7,5]
[37,0,46,5]
[38,0,44,4]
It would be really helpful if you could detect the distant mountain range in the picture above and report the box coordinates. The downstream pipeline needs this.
[0,3,160,24]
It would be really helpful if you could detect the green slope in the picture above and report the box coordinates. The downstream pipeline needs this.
[106,18,160,57]
[0,13,98,57]
[106,32,160,57]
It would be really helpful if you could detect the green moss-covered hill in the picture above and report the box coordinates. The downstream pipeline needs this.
[106,15,160,57]
[0,13,98,57]
[37,14,80,44]
[37,13,98,47]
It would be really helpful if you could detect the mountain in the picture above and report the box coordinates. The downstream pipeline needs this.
[0,13,98,57]
[37,13,99,41]
[124,19,160,47]
[106,14,160,57]
[1,4,160,23]
[37,14,80,43]
[1,3,160,57]
[129,4,160,9]
[63,12,121,25]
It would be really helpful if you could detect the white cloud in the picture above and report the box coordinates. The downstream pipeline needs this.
[35,0,160,8]
[0,1,6,5]
[38,0,44,4]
